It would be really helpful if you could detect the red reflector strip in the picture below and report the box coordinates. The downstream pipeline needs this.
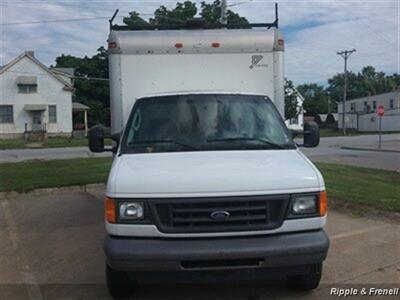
[211,42,220,48]
[175,43,183,49]
[278,39,284,46]
[108,42,117,49]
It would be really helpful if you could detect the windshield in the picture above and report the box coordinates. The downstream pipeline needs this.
[121,94,295,154]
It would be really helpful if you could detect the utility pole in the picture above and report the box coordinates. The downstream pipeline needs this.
[220,0,227,25]
[337,49,356,135]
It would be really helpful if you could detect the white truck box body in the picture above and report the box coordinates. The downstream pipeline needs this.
[102,27,329,290]
[108,29,284,134]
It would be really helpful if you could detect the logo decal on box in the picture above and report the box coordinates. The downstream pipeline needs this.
[250,55,268,69]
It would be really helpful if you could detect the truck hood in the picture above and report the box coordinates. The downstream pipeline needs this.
[107,149,324,197]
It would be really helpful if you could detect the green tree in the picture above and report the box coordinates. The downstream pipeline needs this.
[297,83,330,116]
[199,0,221,24]
[54,47,110,126]
[150,1,197,25]
[326,71,359,105]
[200,1,249,25]
[122,0,249,27]
[327,66,397,105]
[357,66,396,95]
[388,73,400,86]
[123,11,149,27]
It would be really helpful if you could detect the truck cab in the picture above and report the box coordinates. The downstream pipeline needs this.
[90,22,329,299]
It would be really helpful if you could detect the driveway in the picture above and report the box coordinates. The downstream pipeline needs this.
[1,134,399,171]
[0,188,399,299]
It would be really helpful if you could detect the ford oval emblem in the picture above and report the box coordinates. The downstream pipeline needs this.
[210,210,230,221]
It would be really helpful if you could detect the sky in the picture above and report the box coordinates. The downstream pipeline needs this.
[0,0,399,85]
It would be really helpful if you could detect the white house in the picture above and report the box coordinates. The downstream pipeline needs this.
[284,83,304,131]
[337,90,400,131]
[0,51,76,139]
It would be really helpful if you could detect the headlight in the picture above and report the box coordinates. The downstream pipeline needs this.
[119,202,144,220]
[291,195,317,215]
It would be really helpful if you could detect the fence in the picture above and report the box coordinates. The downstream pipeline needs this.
[338,111,400,132]
[24,123,47,132]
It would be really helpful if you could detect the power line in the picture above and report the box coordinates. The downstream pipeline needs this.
[334,0,396,48]
[0,3,161,26]
[0,16,109,26]
[0,2,151,19]
[0,2,90,13]
[228,0,254,8]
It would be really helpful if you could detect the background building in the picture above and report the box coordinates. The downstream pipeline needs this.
[285,84,304,131]
[0,51,75,139]
[337,90,400,131]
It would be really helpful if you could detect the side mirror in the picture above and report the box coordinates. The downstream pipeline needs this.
[88,126,106,153]
[290,129,302,139]
[303,121,320,148]
[111,132,121,153]
[111,132,120,143]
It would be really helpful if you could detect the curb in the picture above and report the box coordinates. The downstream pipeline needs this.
[341,146,400,154]
[0,183,106,200]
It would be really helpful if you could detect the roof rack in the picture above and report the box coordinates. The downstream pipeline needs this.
[109,3,279,31]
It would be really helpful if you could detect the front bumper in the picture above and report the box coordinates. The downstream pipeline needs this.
[104,229,329,278]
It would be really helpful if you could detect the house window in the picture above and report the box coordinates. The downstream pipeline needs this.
[0,105,13,123]
[390,99,394,109]
[350,103,356,112]
[18,84,37,93]
[372,101,377,110]
[49,105,57,123]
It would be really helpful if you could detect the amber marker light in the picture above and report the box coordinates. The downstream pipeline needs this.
[319,191,328,216]
[105,197,116,223]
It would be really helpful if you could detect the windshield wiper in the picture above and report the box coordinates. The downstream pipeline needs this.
[206,137,287,149]
[128,139,199,150]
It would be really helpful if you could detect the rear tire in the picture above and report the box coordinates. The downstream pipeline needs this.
[106,263,136,299]
[287,263,322,291]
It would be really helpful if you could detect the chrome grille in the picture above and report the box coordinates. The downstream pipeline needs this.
[150,195,290,233]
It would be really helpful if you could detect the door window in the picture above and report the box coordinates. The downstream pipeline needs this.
[33,111,42,124]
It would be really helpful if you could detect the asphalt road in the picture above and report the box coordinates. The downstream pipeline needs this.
[0,188,399,300]
[1,134,399,171]
[300,134,400,171]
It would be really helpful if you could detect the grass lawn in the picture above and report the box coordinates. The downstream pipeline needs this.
[316,163,400,213]
[0,157,398,213]
[318,128,400,138]
[0,137,112,150]
[319,129,358,137]
[0,157,112,192]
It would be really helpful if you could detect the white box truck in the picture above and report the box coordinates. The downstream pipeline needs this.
[89,14,329,299]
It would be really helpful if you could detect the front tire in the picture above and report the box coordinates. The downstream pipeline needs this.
[106,263,135,299]
[287,263,322,291]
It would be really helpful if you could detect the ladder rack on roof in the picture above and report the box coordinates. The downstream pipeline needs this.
[108,3,279,31]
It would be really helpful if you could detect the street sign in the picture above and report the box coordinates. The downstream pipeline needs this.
[377,105,384,117]
[376,105,384,148]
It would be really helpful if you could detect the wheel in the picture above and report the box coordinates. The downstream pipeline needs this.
[106,263,136,299]
[287,263,322,291]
